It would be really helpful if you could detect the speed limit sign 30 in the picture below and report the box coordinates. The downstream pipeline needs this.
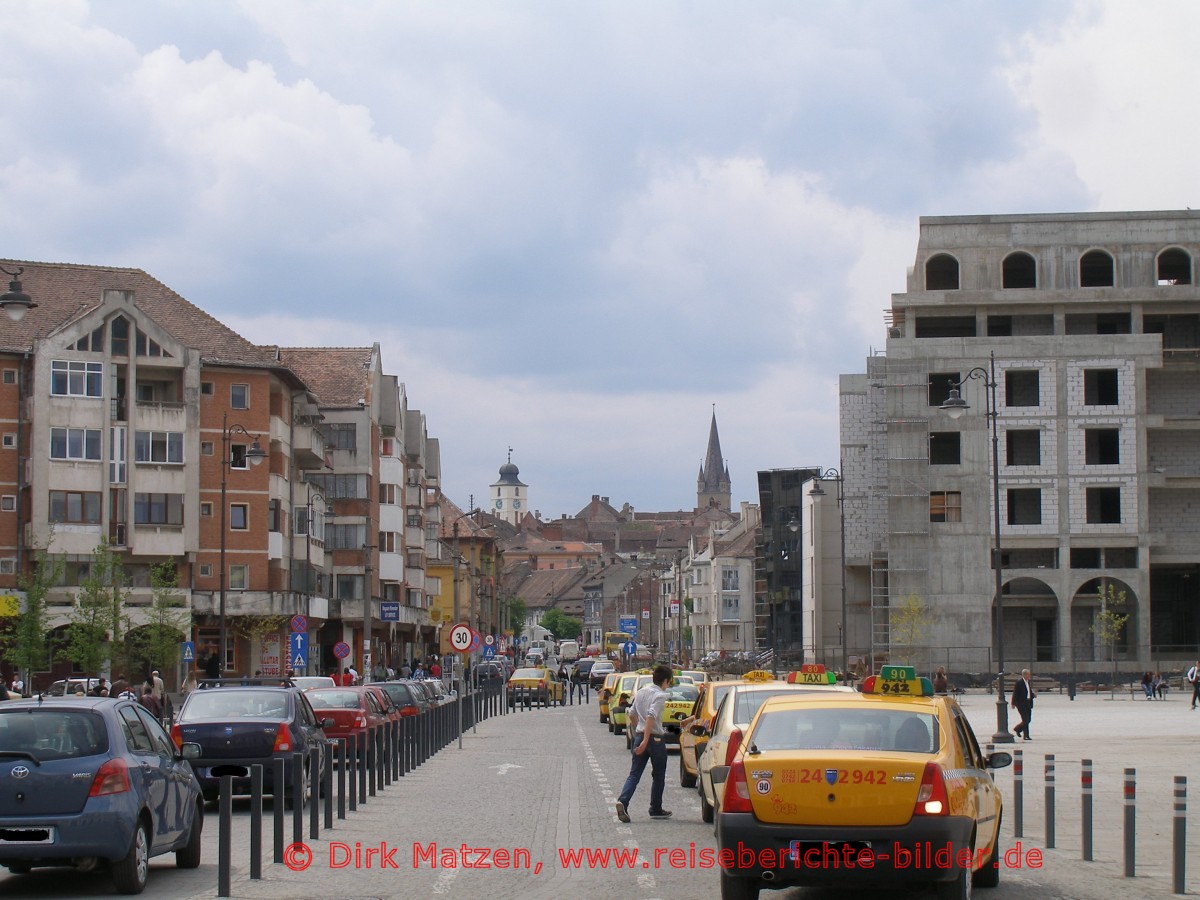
[449,623,473,653]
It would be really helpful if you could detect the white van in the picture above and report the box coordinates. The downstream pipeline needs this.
[559,640,580,662]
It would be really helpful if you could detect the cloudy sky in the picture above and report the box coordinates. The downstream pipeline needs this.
[2,1,1197,518]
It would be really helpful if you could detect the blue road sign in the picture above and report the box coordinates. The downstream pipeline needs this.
[180,641,195,663]
[619,615,638,637]
[380,601,400,622]
[482,645,496,658]
[623,641,637,657]
[289,632,309,670]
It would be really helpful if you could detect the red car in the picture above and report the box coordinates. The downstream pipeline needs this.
[304,687,388,743]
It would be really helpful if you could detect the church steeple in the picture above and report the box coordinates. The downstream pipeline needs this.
[697,407,731,512]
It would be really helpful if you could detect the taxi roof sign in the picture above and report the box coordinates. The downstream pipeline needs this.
[786,668,836,685]
[879,664,916,681]
[741,670,776,683]
[861,671,935,697]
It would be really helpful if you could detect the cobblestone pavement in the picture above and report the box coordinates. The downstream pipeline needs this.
[2,688,1197,898]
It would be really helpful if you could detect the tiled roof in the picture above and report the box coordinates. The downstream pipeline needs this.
[277,347,376,409]
[0,259,286,370]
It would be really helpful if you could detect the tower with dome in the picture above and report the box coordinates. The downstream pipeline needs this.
[489,449,528,526]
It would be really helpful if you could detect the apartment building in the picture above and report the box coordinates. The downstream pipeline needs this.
[840,211,1200,675]
[688,502,759,658]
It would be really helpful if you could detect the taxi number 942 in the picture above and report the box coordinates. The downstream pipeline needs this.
[790,768,888,785]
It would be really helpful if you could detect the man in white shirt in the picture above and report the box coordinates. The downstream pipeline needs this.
[615,664,674,822]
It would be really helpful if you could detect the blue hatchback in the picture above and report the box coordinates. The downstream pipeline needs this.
[0,697,204,894]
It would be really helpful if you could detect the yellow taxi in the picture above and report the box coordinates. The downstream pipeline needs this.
[715,665,1012,900]
[698,667,853,824]
[623,678,700,750]
[506,666,564,707]
[598,672,621,723]
[608,671,644,734]
[683,669,709,686]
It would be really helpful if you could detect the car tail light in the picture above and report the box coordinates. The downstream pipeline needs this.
[89,758,131,797]
[538,680,545,689]
[914,762,949,815]
[399,706,418,717]
[354,713,367,729]
[272,723,293,753]
[170,723,183,749]
[723,760,754,814]
[724,727,743,767]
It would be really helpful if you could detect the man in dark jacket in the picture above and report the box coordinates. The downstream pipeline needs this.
[1011,668,1036,741]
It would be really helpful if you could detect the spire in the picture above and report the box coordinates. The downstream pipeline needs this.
[697,407,732,511]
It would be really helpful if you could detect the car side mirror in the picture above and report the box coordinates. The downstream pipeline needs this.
[986,751,1013,770]
[320,718,335,729]
[689,723,708,737]
[179,742,202,760]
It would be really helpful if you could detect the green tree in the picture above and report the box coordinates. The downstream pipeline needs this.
[1091,582,1129,697]
[539,608,582,642]
[5,543,62,694]
[238,614,289,675]
[127,561,191,681]
[61,540,128,676]
[507,595,527,640]
[889,593,932,666]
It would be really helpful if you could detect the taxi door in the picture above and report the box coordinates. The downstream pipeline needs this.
[951,706,1000,860]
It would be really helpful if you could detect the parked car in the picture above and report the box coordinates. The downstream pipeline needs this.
[0,696,205,894]
[589,659,616,688]
[304,687,389,745]
[375,681,430,716]
[292,676,337,691]
[172,680,330,807]
[45,677,106,697]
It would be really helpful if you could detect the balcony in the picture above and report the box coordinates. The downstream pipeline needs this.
[292,422,327,470]
[134,400,187,432]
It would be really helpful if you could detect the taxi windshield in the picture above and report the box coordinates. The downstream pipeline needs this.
[733,688,808,725]
[667,684,699,702]
[750,708,939,753]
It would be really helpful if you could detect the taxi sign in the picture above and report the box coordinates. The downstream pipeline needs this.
[785,665,836,685]
[862,666,935,697]
[741,670,776,683]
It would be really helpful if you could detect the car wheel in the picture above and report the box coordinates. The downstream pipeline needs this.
[935,847,974,900]
[600,712,608,723]
[719,869,760,900]
[176,801,203,869]
[680,753,697,788]
[700,782,714,824]
[973,825,1000,888]
[111,818,150,895]
[608,719,614,733]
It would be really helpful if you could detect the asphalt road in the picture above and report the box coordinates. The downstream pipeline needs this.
[0,688,1193,899]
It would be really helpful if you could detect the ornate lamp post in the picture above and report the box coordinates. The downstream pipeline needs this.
[0,266,36,322]
[940,351,1013,744]
[808,467,848,682]
[219,413,266,675]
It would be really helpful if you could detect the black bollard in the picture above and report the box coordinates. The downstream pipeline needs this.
[218,775,232,898]
[337,738,347,819]
[291,752,303,846]
[250,764,263,880]
[309,745,320,840]
[273,757,285,864]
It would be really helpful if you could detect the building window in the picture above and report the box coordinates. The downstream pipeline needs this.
[199,563,212,577]
[230,384,249,409]
[721,567,740,591]
[305,473,368,499]
[322,422,356,451]
[50,360,103,398]
[1158,247,1193,285]
[381,437,395,456]
[134,493,184,526]
[1,434,13,449]
[201,381,214,395]
[928,372,960,407]
[929,491,962,523]
[134,431,184,464]
[929,432,960,465]
[1,370,15,385]
[1002,251,1037,289]
[925,253,960,290]
[1084,369,1119,406]
[230,443,253,470]
[1080,249,1115,287]
[229,503,248,530]
[268,499,281,533]
[0,496,14,512]
[49,490,102,524]
[379,483,398,504]
[229,565,248,590]
[337,574,363,600]
[110,316,129,356]
[1086,487,1121,524]
[1006,430,1041,466]
[1085,428,1120,465]
[201,502,212,517]
[406,510,422,527]
[378,531,401,553]
[50,427,102,461]
[915,316,975,338]
[201,441,214,456]
[1007,489,1042,525]
[1005,370,1040,407]
[0,559,14,575]
[327,524,365,550]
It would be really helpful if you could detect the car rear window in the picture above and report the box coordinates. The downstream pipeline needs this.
[0,709,109,759]
[180,690,291,720]
[379,683,416,706]
[750,708,939,753]
[668,684,699,702]
[306,690,362,709]
[512,668,545,679]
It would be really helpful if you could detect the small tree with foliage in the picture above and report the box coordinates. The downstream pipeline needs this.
[889,593,933,669]
[127,561,191,682]
[539,608,583,642]
[62,540,129,677]
[1091,582,1129,698]
[6,542,62,694]
[237,614,289,675]
[507,595,527,640]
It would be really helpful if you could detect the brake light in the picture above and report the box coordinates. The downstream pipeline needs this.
[724,727,743,767]
[538,680,545,689]
[170,723,183,749]
[354,713,367,729]
[723,760,754,814]
[89,758,131,797]
[914,762,949,815]
[399,706,418,717]
[272,723,292,753]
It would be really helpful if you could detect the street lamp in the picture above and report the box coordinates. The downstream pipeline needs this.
[940,351,1013,744]
[808,467,848,683]
[219,413,266,676]
[0,266,36,322]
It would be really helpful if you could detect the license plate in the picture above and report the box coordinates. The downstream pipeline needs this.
[0,826,56,844]
[787,840,872,865]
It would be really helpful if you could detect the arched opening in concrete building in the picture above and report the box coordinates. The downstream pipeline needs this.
[998,577,1059,665]
[1070,577,1138,666]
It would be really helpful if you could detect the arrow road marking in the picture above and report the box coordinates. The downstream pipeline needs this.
[489,763,525,776]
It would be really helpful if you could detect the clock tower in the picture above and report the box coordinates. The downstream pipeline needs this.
[489,449,528,527]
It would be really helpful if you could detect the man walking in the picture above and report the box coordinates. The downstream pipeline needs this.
[1188,661,1200,709]
[615,664,673,823]
[1011,668,1036,741]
